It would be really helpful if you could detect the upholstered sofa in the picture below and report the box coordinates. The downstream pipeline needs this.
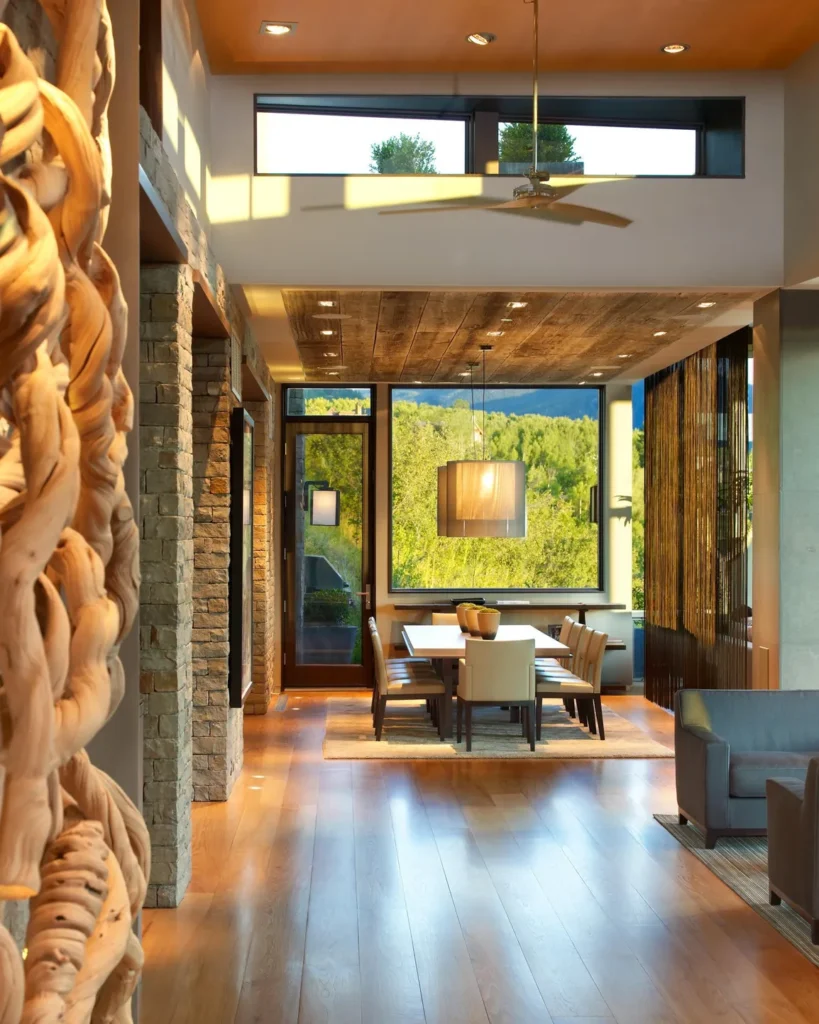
[675,689,819,848]
[767,759,819,943]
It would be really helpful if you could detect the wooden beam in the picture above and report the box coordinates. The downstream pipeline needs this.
[139,0,163,138]
[242,359,271,403]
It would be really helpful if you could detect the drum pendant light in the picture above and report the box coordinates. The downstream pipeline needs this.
[437,346,527,538]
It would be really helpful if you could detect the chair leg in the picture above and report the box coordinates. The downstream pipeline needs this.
[430,700,438,728]
[566,697,576,719]
[521,705,528,738]
[466,703,473,753]
[705,830,718,850]
[769,890,782,906]
[576,700,587,727]
[375,696,387,740]
[371,688,376,715]
[456,698,463,742]
[438,697,445,740]
[811,920,819,946]
[585,699,597,735]
[593,695,605,740]
[536,697,543,741]
[528,701,536,751]
[678,813,688,826]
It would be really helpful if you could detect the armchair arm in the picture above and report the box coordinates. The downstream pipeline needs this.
[675,722,731,829]
[767,776,807,909]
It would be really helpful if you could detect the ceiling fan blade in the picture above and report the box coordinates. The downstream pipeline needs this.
[378,197,506,215]
[301,203,348,212]
[538,202,633,228]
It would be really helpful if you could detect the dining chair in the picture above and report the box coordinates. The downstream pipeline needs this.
[537,622,591,720]
[535,629,609,741]
[536,615,575,672]
[369,618,445,741]
[457,638,536,752]
[367,616,434,714]
[431,612,459,625]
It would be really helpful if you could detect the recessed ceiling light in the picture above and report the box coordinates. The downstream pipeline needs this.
[467,32,496,46]
[486,330,504,337]
[507,301,528,309]
[412,380,424,384]
[653,330,667,337]
[458,371,471,377]
[591,372,604,377]
[317,300,335,307]
[320,329,335,336]
[323,351,337,357]
[578,380,587,386]
[618,354,632,359]
[697,301,716,308]
[326,371,340,376]
[260,21,297,36]
[661,43,689,54]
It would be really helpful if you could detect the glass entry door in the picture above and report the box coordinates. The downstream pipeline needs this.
[283,419,373,688]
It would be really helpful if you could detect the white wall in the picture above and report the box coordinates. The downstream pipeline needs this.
[162,0,212,228]
[208,71,785,291]
[785,43,819,287]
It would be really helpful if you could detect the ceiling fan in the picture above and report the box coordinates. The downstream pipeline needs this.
[304,0,632,228]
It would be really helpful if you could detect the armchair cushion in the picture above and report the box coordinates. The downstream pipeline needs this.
[730,751,816,798]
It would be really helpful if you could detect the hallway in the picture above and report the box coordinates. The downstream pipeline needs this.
[141,695,819,1023]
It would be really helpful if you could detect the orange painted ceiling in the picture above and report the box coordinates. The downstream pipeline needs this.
[195,0,819,75]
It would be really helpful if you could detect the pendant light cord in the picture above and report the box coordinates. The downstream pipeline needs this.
[524,0,539,175]
[470,362,476,459]
[482,348,487,460]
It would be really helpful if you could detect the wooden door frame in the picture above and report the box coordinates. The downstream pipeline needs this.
[280,389,376,690]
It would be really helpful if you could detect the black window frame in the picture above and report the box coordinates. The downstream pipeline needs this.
[388,383,606,595]
[283,385,375,419]
[254,94,744,178]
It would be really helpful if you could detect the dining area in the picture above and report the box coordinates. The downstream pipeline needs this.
[360,608,612,755]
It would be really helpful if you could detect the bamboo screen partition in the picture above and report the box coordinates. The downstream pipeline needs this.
[645,328,750,709]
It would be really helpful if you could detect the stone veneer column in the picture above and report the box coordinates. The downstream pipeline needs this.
[139,264,194,907]
[244,399,277,713]
[192,337,243,800]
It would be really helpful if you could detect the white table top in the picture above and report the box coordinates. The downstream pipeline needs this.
[402,624,571,659]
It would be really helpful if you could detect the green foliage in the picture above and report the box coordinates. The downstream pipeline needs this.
[499,122,578,165]
[303,589,354,625]
[632,428,645,610]
[391,399,599,589]
[302,395,370,416]
[370,133,437,174]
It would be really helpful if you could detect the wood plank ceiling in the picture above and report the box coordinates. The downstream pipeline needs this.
[281,290,760,384]
[195,0,819,74]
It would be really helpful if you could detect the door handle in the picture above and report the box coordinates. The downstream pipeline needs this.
[355,584,372,610]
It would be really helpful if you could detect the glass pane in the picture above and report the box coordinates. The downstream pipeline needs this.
[295,432,364,665]
[257,111,467,174]
[498,122,698,176]
[391,387,600,590]
[286,387,372,416]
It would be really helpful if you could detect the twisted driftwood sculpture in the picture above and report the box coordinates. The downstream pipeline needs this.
[0,3,147,1020]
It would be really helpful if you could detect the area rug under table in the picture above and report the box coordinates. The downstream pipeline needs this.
[323,697,673,760]
[655,814,819,967]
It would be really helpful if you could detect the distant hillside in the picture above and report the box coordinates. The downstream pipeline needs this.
[397,387,600,420]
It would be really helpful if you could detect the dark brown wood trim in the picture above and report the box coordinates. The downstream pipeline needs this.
[139,0,163,138]
[192,270,231,339]
[138,165,188,264]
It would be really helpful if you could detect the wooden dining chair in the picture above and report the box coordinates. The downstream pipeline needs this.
[369,618,445,741]
[535,629,609,741]
[457,638,536,752]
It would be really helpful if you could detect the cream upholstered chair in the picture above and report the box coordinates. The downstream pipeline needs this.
[368,618,445,740]
[535,615,575,672]
[457,638,536,752]
[431,612,459,625]
[368,617,433,714]
[536,629,609,741]
[537,621,590,720]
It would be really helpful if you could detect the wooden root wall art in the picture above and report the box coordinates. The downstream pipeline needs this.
[0,2,149,1021]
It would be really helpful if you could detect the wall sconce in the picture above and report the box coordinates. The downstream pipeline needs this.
[304,480,340,526]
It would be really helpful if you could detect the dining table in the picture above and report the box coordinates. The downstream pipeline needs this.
[402,624,571,738]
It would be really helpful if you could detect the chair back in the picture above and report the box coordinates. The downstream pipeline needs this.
[368,616,389,696]
[582,630,609,693]
[461,638,535,702]
[432,612,459,625]
[572,625,593,678]
[558,615,575,645]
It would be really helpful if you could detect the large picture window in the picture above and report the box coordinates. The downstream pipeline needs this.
[390,386,602,591]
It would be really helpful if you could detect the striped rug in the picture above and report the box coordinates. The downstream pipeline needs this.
[655,814,819,966]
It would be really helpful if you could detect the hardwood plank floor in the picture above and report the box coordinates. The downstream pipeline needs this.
[141,694,819,1024]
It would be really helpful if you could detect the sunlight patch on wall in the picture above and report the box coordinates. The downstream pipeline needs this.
[206,173,291,224]
[343,175,485,211]
[252,176,290,219]
[162,63,180,155]
[183,118,202,199]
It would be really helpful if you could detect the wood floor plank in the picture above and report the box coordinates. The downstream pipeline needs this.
[140,693,819,1024]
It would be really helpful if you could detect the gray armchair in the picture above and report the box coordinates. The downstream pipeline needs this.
[675,689,819,848]
[767,760,819,943]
